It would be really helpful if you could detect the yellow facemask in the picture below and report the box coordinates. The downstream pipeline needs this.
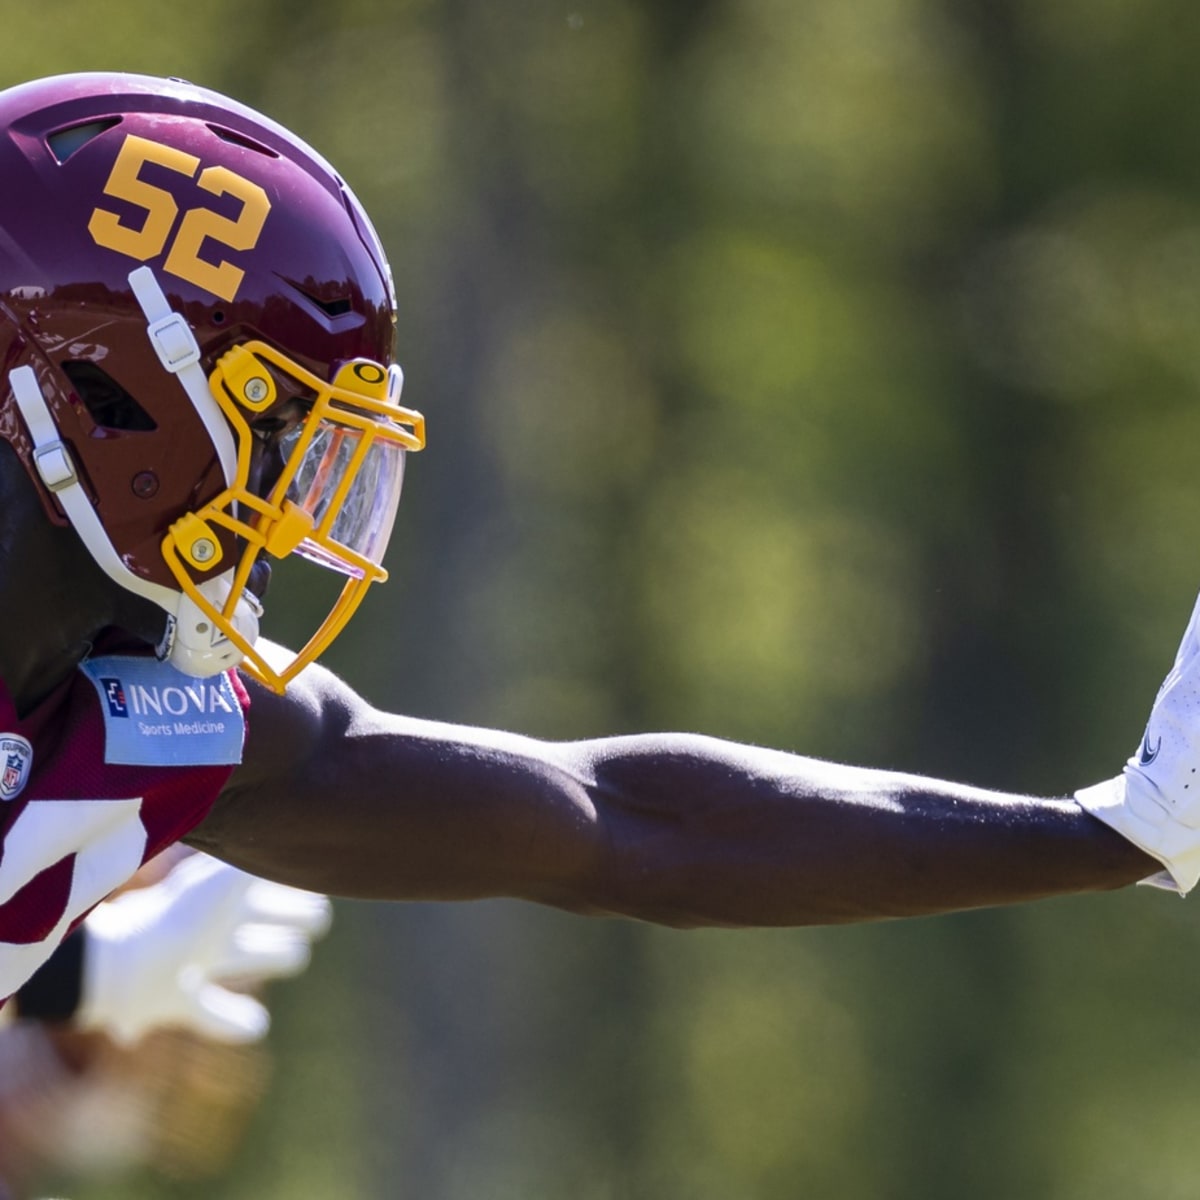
[161,342,425,692]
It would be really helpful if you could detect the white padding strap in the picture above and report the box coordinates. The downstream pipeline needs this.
[10,365,178,613]
[146,312,202,371]
[127,266,237,487]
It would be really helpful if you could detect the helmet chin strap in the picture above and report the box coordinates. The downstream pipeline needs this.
[127,266,238,485]
[9,269,263,679]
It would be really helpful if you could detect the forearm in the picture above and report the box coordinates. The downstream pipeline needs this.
[579,735,1156,927]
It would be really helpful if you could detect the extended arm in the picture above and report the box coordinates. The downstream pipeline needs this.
[189,649,1155,927]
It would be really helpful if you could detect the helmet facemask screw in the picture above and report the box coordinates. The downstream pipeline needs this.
[244,377,270,405]
[131,470,159,498]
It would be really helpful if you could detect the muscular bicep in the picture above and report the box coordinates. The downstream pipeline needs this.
[187,657,613,908]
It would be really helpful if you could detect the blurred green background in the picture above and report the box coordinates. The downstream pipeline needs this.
[9,0,1200,1196]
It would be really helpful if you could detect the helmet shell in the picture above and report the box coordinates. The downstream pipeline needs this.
[0,72,396,589]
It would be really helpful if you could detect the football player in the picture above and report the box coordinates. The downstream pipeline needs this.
[0,71,1190,1023]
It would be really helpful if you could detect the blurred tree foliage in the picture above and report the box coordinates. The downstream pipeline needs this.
[8,0,1200,1197]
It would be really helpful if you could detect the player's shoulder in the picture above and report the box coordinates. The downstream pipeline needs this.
[233,641,371,779]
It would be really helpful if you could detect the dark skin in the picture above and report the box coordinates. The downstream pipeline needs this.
[0,444,1156,927]
[190,658,1153,925]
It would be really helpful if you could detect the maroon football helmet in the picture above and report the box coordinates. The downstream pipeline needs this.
[0,72,424,691]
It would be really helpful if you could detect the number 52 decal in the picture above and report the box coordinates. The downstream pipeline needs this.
[88,133,271,304]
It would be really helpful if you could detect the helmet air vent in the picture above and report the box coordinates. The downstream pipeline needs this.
[206,123,279,158]
[46,118,121,164]
[280,279,358,332]
[305,292,352,318]
[62,361,158,432]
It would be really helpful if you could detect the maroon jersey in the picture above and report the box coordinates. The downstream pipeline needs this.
[0,644,248,1000]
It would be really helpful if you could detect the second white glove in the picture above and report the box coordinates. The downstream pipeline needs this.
[77,854,331,1045]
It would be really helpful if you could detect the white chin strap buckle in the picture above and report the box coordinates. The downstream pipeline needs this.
[158,574,262,678]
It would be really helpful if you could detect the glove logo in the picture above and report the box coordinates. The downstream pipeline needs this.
[0,735,32,801]
[1139,731,1162,766]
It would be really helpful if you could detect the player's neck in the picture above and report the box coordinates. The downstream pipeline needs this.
[0,576,163,719]
[0,461,164,716]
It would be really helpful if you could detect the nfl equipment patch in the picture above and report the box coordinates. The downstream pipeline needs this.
[79,656,245,767]
[0,735,32,801]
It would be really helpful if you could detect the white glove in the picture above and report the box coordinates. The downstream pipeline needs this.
[1077,589,1200,894]
[77,855,332,1045]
